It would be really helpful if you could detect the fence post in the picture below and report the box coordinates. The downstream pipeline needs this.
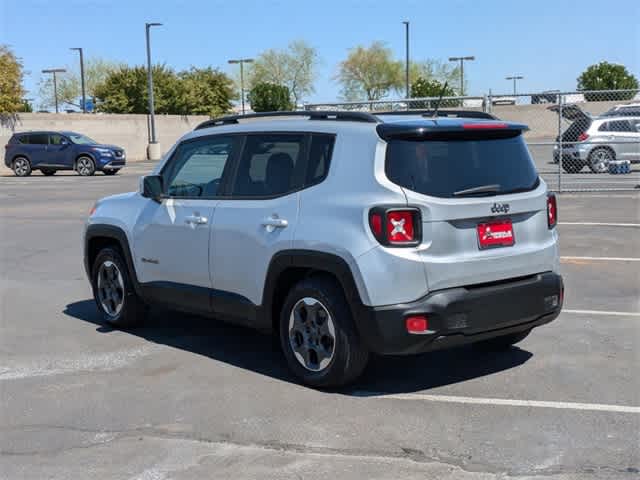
[557,94,563,193]
[488,90,493,115]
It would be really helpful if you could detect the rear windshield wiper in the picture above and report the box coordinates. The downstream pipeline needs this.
[453,184,501,197]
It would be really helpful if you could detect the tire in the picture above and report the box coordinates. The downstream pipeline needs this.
[279,275,369,388]
[12,157,32,177]
[91,247,147,328]
[41,169,56,176]
[103,169,119,176]
[561,159,584,174]
[76,156,96,176]
[473,329,531,352]
[588,147,615,174]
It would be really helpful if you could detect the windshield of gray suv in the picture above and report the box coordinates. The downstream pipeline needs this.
[385,134,539,198]
[68,133,98,145]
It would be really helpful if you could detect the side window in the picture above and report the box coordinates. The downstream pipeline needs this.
[49,134,65,145]
[608,120,633,132]
[598,122,610,132]
[306,134,335,186]
[163,136,234,198]
[231,134,305,197]
[28,134,48,145]
[15,135,29,144]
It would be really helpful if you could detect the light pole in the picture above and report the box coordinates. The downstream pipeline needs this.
[448,56,475,96]
[402,21,410,98]
[506,75,524,95]
[42,68,66,113]
[70,48,86,112]
[228,58,254,115]
[145,22,162,160]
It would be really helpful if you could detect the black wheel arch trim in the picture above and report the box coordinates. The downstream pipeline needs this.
[262,249,367,333]
[84,224,143,297]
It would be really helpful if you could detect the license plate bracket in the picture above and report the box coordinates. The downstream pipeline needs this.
[477,220,515,249]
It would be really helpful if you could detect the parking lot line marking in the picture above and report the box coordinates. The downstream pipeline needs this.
[352,392,640,414]
[561,256,640,262]
[559,222,640,227]
[563,309,640,317]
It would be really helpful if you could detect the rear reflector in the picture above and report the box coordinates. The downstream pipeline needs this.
[578,132,589,142]
[547,193,557,228]
[462,122,508,129]
[406,315,428,334]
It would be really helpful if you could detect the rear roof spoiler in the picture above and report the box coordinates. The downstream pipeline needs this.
[377,121,528,141]
[376,110,498,120]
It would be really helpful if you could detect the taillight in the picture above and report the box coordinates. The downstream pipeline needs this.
[406,315,429,334]
[547,193,557,229]
[578,132,589,142]
[369,207,421,246]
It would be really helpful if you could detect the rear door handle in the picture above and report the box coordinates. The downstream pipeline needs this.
[185,214,208,226]
[262,216,288,232]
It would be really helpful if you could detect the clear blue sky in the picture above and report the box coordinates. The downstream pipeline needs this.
[1,0,638,107]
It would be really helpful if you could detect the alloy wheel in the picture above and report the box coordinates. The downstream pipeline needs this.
[288,297,336,372]
[77,158,94,176]
[14,158,29,176]
[97,260,125,317]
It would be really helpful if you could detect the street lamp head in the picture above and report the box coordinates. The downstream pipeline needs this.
[42,68,66,73]
[402,20,409,25]
[146,22,163,28]
[70,47,82,51]
[228,58,254,64]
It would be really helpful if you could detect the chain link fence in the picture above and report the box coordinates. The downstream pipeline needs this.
[305,89,640,192]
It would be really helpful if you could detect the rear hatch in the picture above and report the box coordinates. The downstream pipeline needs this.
[381,121,558,291]
[547,104,592,142]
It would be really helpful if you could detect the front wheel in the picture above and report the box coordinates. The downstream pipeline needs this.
[588,147,614,173]
[279,275,369,388]
[76,156,96,176]
[91,247,147,328]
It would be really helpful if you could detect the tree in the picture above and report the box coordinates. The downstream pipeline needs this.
[94,65,183,114]
[336,42,403,101]
[0,45,26,114]
[38,58,122,110]
[409,60,461,94]
[248,82,293,112]
[577,62,639,101]
[248,40,319,106]
[177,67,235,117]
[409,78,457,108]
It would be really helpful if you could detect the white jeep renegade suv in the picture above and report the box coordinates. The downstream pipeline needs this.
[84,110,563,387]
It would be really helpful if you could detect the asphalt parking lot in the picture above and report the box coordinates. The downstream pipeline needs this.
[0,165,638,479]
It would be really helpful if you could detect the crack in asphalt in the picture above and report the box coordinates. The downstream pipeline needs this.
[0,423,635,478]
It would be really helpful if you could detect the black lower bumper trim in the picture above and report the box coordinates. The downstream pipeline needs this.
[356,272,563,355]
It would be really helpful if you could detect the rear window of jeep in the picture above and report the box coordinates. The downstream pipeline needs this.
[385,135,539,198]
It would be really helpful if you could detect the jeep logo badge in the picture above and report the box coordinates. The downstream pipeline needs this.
[491,203,510,214]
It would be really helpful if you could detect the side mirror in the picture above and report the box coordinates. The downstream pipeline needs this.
[60,138,69,146]
[142,175,164,203]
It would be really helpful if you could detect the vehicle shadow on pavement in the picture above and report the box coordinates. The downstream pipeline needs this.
[64,299,533,395]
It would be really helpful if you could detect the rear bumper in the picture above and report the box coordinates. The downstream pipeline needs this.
[356,272,563,355]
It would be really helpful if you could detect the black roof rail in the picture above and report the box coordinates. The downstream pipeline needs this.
[195,110,380,130]
[375,110,498,120]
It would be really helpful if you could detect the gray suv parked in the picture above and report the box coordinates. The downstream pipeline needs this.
[84,110,563,387]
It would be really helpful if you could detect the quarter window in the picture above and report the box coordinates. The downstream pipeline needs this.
[163,136,234,198]
[306,134,335,186]
[231,134,305,197]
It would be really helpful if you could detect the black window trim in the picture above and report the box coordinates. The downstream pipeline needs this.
[159,133,242,200]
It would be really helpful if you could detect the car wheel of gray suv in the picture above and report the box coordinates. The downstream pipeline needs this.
[473,330,531,352]
[41,169,56,176]
[92,247,147,328]
[12,157,32,177]
[76,156,96,176]
[279,275,369,387]
[588,147,614,174]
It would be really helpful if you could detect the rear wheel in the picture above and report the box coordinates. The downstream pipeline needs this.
[76,156,95,176]
[12,157,32,177]
[588,147,614,174]
[91,247,147,328]
[473,330,531,352]
[279,275,369,388]
[41,169,56,176]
